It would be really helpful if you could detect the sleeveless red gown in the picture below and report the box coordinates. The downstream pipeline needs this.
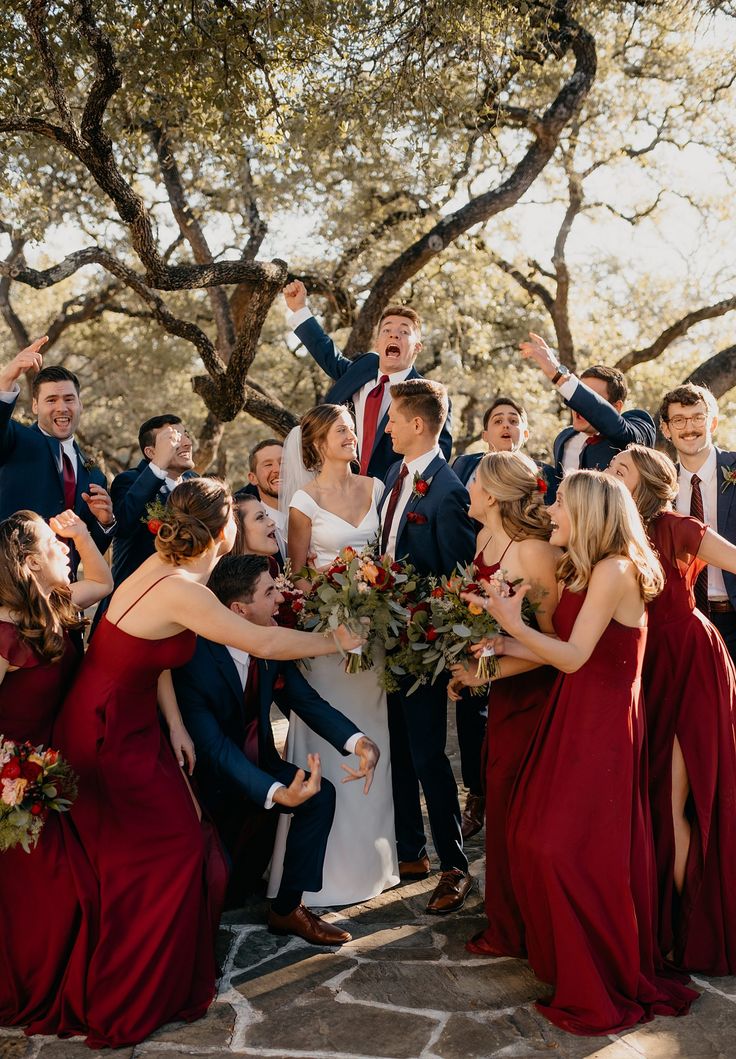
[507,587,697,1035]
[0,623,91,1031]
[644,510,736,974]
[45,588,228,1048]
[466,553,555,958]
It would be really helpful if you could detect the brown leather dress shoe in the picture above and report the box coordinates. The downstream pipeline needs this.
[426,869,472,914]
[268,904,352,945]
[461,792,485,840]
[398,855,431,880]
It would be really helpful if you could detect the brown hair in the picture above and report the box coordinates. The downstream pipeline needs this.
[377,304,421,335]
[300,404,349,471]
[155,478,232,566]
[0,512,86,663]
[32,365,80,399]
[482,396,528,431]
[249,437,283,473]
[658,382,719,423]
[230,492,269,557]
[390,378,448,433]
[476,451,550,540]
[581,365,627,405]
[622,444,678,524]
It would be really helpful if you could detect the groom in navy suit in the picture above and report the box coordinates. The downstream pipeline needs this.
[0,336,114,553]
[379,379,476,913]
[283,280,452,478]
[173,554,380,946]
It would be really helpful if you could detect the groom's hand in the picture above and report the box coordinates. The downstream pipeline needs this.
[283,279,308,312]
[341,736,379,795]
[273,752,322,808]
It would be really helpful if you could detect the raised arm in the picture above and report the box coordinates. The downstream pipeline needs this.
[284,280,354,381]
[698,526,736,576]
[0,336,48,460]
[50,511,113,610]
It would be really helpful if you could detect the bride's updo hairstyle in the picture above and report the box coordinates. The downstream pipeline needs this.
[476,451,551,541]
[156,478,233,566]
[301,404,349,471]
[622,443,679,524]
[556,470,664,602]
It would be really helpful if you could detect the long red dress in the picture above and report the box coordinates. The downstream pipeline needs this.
[46,584,228,1048]
[508,588,697,1035]
[644,510,736,974]
[0,623,91,1030]
[467,553,555,958]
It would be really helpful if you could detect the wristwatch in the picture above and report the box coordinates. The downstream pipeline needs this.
[551,365,570,385]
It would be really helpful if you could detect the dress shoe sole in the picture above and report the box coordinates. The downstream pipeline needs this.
[267,925,351,946]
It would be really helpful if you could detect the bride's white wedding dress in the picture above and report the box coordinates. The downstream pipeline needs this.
[267,479,400,906]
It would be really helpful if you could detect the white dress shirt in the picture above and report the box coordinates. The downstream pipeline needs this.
[267,502,288,558]
[148,461,184,494]
[675,447,728,601]
[226,645,364,808]
[288,306,413,451]
[385,445,442,559]
[554,375,589,476]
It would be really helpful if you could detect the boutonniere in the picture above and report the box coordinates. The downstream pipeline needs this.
[81,455,98,472]
[141,497,171,535]
[411,472,433,500]
[721,466,736,493]
[536,476,548,495]
[406,511,428,525]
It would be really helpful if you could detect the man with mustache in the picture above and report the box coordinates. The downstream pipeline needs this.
[0,336,115,555]
[283,280,452,478]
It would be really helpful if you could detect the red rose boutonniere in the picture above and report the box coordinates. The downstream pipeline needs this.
[536,476,547,495]
[406,511,428,525]
[721,466,736,493]
[411,472,432,500]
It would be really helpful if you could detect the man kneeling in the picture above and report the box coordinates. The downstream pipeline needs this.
[173,554,379,945]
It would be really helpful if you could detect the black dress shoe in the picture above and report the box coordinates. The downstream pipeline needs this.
[399,855,431,880]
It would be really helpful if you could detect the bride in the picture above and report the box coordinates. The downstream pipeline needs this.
[268,404,400,906]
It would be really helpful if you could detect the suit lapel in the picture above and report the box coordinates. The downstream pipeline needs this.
[207,640,244,708]
[716,448,736,532]
[33,424,65,491]
[395,454,445,547]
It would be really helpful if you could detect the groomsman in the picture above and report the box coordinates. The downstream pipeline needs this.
[380,379,476,913]
[452,396,555,495]
[0,336,115,554]
[245,438,287,556]
[519,333,655,497]
[110,415,197,585]
[660,383,736,662]
[283,280,452,477]
[173,554,380,945]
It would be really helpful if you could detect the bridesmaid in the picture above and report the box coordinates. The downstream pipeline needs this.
[448,451,559,958]
[609,444,736,974]
[464,471,697,1036]
[0,510,112,1029]
[232,490,280,564]
[46,478,363,1048]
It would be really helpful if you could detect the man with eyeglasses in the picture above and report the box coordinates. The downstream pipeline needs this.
[660,383,736,662]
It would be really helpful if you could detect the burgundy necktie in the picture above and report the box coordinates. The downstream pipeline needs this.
[62,450,76,510]
[690,473,710,616]
[380,463,409,554]
[360,374,389,475]
[242,659,260,765]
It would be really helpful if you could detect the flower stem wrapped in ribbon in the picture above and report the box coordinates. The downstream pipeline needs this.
[0,737,78,853]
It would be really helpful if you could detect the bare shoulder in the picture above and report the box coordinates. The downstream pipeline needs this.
[516,538,561,565]
[590,555,635,584]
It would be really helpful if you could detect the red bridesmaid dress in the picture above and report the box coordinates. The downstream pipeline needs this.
[466,550,555,958]
[47,578,228,1048]
[0,622,93,1032]
[507,587,697,1035]
[644,510,736,974]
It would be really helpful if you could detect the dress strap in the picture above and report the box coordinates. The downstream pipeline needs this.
[497,538,516,564]
[109,575,176,627]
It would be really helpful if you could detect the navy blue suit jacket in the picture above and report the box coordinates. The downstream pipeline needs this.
[552,380,656,498]
[380,454,476,577]
[0,394,112,553]
[675,448,736,609]
[294,316,453,478]
[110,460,197,584]
[452,451,556,506]
[173,638,360,811]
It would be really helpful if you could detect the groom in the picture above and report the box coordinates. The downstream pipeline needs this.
[380,379,477,913]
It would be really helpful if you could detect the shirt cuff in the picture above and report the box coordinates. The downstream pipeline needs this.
[0,384,20,403]
[97,518,117,534]
[148,462,167,479]
[557,375,579,401]
[264,782,286,810]
[344,732,365,755]
[287,306,313,330]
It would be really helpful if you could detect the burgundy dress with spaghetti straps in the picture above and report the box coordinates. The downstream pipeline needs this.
[44,578,228,1048]
[466,546,556,958]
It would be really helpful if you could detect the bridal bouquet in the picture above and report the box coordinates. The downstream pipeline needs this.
[273,562,306,629]
[0,738,78,853]
[298,546,417,673]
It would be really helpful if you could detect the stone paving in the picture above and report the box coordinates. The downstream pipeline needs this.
[3,722,736,1059]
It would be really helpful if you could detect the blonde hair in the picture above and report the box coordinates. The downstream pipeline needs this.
[556,471,664,602]
[622,444,678,524]
[476,451,550,541]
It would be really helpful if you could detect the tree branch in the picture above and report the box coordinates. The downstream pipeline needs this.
[616,295,736,373]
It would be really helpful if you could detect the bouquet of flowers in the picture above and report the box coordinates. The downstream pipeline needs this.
[0,737,78,853]
[273,561,306,630]
[298,546,417,673]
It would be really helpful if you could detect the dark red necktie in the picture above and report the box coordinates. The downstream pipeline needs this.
[690,473,710,616]
[360,374,389,475]
[242,659,260,765]
[584,433,603,448]
[380,463,409,554]
[62,450,76,510]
